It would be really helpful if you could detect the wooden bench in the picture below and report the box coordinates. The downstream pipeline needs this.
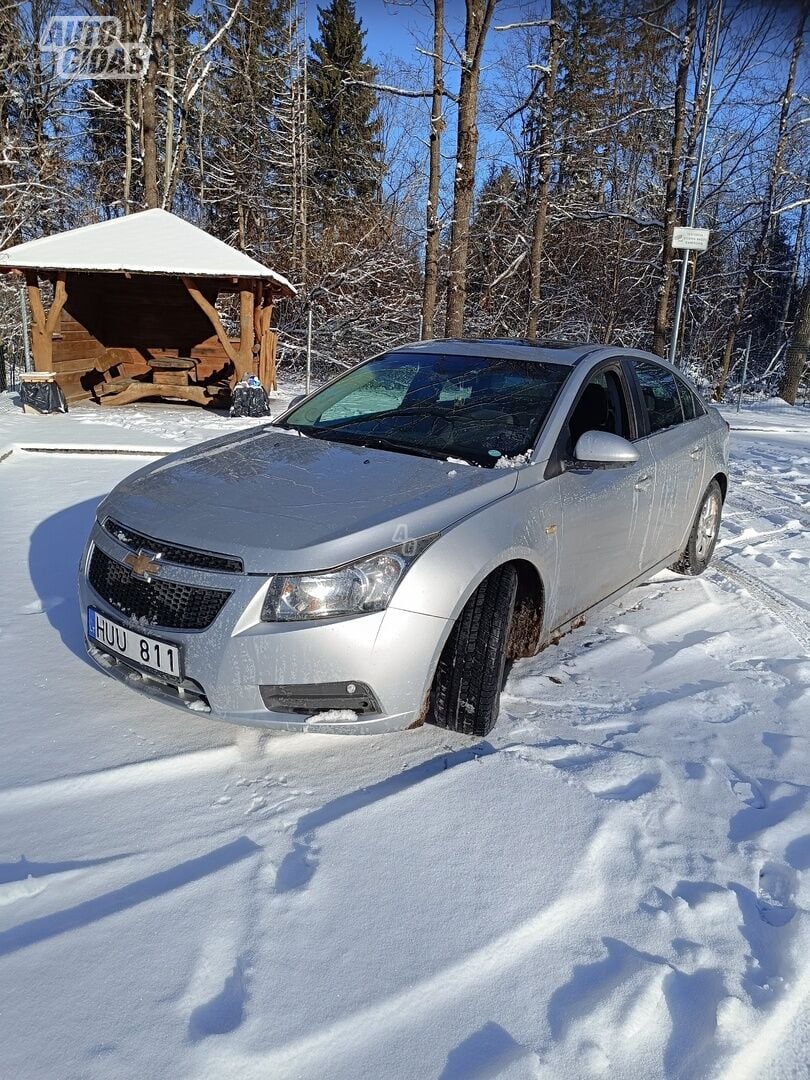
[97,376,227,408]
[146,355,198,385]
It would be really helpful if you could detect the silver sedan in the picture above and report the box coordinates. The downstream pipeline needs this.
[79,339,729,736]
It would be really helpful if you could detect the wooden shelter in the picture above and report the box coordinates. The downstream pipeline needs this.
[0,209,295,407]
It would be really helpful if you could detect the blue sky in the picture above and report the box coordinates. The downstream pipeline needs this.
[308,0,525,183]
[352,0,434,51]
[309,0,524,73]
[325,1,447,57]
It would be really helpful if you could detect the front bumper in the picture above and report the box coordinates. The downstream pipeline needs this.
[79,523,450,734]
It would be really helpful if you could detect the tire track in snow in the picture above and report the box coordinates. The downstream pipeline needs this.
[729,484,809,524]
[710,561,810,653]
[0,745,240,813]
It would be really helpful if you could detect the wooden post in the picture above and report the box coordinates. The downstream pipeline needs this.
[25,271,67,371]
[25,272,47,370]
[256,293,277,391]
[182,276,239,367]
[19,285,32,372]
[253,281,263,344]
[236,283,255,381]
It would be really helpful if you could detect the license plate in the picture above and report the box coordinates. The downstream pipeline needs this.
[87,607,182,678]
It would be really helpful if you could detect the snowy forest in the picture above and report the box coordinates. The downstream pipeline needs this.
[1,0,808,401]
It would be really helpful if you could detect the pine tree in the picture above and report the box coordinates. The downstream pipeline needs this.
[307,0,382,215]
[749,225,794,356]
[198,0,298,262]
[468,166,523,332]
[554,0,616,201]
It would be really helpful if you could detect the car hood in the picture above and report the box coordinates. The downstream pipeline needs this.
[99,426,519,573]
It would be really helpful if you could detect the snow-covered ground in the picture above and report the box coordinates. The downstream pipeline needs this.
[0,393,808,1080]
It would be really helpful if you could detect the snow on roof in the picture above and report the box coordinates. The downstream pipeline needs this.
[0,209,295,294]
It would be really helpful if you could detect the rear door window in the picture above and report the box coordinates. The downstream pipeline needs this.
[634,361,684,434]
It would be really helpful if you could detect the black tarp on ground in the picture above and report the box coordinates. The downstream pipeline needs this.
[20,379,69,414]
[230,380,271,418]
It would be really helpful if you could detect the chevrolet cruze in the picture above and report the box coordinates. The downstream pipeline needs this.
[79,339,729,736]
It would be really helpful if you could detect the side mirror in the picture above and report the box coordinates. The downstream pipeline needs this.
[573,430,640,467]
[287,394,306,410]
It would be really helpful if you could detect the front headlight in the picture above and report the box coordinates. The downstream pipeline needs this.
[261,535,437,622]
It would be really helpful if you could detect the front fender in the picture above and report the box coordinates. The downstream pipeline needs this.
[389,464,560,632]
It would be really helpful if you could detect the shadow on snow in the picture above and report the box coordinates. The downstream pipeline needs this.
[28,495,105,669]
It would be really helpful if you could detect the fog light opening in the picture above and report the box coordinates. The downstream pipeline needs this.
[259,681,381,715]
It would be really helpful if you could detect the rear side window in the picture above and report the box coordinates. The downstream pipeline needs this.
[674,375,706,421]
[634,361,684,434]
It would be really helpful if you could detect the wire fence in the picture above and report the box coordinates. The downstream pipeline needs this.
[1,344,24,394]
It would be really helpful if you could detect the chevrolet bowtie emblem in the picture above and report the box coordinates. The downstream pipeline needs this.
[123,549,162,581]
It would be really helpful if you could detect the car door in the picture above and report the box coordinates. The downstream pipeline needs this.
[550,362,656,626]
[628,359,708,562]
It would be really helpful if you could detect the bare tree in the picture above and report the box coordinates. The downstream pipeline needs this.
[444,0,497,337]
[777,183,808,341]
[421,0,444,339]
[714,6,806,398]
[652,0,697,357]
[525,0,562,341]
[140,0,168,209]
[778,276,810,403]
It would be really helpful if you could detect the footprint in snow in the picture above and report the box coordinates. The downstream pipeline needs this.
[728,771,766,810]
[713,761,767,810]
[274,838,318,893]
[188,957,247,1041]
[593,770,661,802]
[728,658,787,690]
[0,877,49,906]
[757,861,797,927]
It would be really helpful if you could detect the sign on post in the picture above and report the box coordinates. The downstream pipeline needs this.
[672,226,710,251]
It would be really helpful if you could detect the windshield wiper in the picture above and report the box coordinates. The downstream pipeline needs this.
[359,435,451,460]
[311,405,456,431]
[293,425,456,462]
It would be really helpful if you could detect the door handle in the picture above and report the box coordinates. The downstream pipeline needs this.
[634,475,652,490]
[690,445,704,458]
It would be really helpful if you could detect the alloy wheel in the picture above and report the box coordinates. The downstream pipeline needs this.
[695,490,721,560]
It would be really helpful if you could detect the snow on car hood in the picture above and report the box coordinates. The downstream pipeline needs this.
[98,425,519,573]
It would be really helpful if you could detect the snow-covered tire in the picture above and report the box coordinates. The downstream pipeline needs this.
[669,479,723,576]
[428,565,518,738]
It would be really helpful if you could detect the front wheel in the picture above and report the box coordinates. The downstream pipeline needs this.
[669,479,723,576]
[428,565,518,738]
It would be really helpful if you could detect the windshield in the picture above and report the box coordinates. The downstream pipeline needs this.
[279,351,570,467]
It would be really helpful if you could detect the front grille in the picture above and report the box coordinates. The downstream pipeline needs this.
[88,546,232,631]
[103,518,243,574]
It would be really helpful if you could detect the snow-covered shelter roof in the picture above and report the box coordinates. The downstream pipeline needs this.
[0,208,295,294]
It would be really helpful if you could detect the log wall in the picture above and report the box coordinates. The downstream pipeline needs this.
[49,272,238,402]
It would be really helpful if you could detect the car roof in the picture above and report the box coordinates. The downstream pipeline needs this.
[390,339,696,380]
[391,338,601,367]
